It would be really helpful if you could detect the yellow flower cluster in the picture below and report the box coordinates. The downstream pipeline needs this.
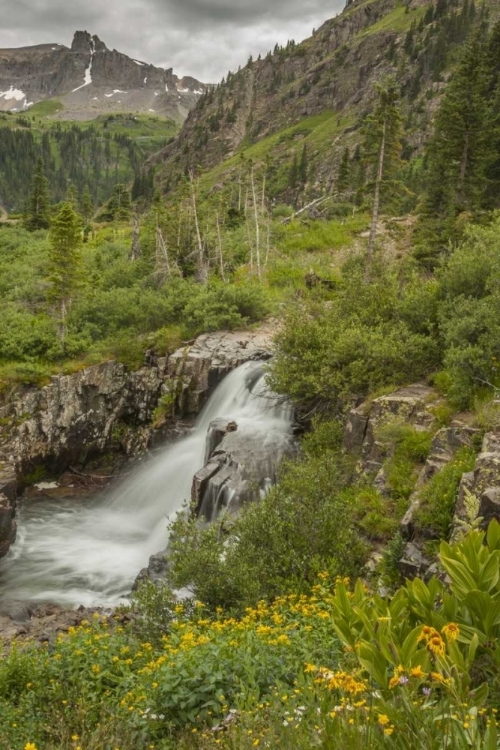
[418,625,446,658]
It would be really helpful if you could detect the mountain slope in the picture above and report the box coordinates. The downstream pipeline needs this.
[0,31,207,122]
[151,0,482,201]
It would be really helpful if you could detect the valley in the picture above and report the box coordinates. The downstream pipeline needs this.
[1,0,500,747]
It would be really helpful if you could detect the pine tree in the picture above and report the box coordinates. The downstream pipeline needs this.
[418,32,489,252]
[81,186,94,222]
[289,154,299,189]
[337,147,351,195]
[25,157,51,231]
[66,183,78,208]
[47,202,82,351]
[299,143,308,184]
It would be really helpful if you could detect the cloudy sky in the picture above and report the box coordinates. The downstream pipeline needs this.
[0,0,342,81]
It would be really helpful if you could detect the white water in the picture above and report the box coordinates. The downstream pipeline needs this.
[0,363,293,609]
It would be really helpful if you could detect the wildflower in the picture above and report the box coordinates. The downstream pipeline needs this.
[427,635,446,658]
[378,714,390,726]
[410,666,426,679]
[24,744,37,750]
[442,623,460,643]
[384,727,394,736]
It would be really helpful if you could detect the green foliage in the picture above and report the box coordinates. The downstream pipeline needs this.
[270,261,439,411]
[414,447,477,538]
[24,157,51,231]
[168,446,365,613]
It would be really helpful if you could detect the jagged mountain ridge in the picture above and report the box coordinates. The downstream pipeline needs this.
[150,0,488,199]
[0,31,207,122]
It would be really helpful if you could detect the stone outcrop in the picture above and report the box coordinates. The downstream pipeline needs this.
[192,414,296,523]
[344,383,438,476]
[400,424,481,541]
[451,431,500,541]
[0,31,207,121]
[0,465,17,559]
[0,327,274,478]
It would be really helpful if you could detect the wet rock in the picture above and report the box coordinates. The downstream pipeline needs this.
[0,466,17,559]
[134,551,170,588]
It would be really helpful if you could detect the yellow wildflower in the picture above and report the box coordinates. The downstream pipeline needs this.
[24,744,38,750]
[410,666,426,679]
[442,623,460,643]
[378,714,390,726]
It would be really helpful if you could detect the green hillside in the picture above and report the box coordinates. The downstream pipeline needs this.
[0,109,179,212]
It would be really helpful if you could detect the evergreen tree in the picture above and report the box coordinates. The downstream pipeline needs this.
[418,32,489,255]
[299,143,308,184]
[47,202,83,351]
[81,186,94,222]
[337,147,351,194]
[66,183,78,208]
[25,157,51,231]
[289,154,299,189]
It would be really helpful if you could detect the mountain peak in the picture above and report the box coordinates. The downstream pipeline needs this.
[0,31,207,122]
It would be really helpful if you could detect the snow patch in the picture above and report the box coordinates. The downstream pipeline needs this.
[177,87,189,93]
[0,87,26,102]
[72,39,95,92]
[193,89,203,95]
[92,96,99,100]
[154,92,159,96]
[144,77,148,84]
[134,60,145,66]
[165,83,169,92]
[104,89,128,98]
[35,482,59,491]
[149,109,156,112]
[24,101,34,109]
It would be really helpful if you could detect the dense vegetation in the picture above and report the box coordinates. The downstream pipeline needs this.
[0,112,176,212]
[2,525,500,749]
[3,3,500,749]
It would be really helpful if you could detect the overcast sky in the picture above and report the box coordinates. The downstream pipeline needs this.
[0,0,342,82]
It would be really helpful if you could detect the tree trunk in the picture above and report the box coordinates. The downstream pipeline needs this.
[189,171,207,285]
[216,211,226,282]
[366,117,386,283]
[250,167,261,280]
[130,216,141,260]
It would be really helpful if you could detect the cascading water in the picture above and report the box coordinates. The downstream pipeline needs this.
[0,362,293,609]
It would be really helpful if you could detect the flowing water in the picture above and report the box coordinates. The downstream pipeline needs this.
[0,362,293,609]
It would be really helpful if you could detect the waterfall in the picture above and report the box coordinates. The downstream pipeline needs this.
[0,362,293,609]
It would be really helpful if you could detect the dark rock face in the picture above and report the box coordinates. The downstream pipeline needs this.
[0,327,274,480]
[0,467,17,559]
[192,417,297,523]
[0,31,207,121]
[451,431,500,540]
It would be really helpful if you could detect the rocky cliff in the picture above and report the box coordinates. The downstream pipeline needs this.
[151,0,490,200]
[0,31,207,122]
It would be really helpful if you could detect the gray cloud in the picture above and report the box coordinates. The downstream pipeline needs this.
[0,0,342,81]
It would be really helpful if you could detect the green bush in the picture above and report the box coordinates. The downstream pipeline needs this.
[414,447,477,538]
[168,448,365,613]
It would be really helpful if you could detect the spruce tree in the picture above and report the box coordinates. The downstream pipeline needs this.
[289,154,299,189]
[47,202,82,352]
[25,157,51,231]
[299,143,308,184]
[337,147,351,195]
[81,186,94,222]
[418,32,489,255]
